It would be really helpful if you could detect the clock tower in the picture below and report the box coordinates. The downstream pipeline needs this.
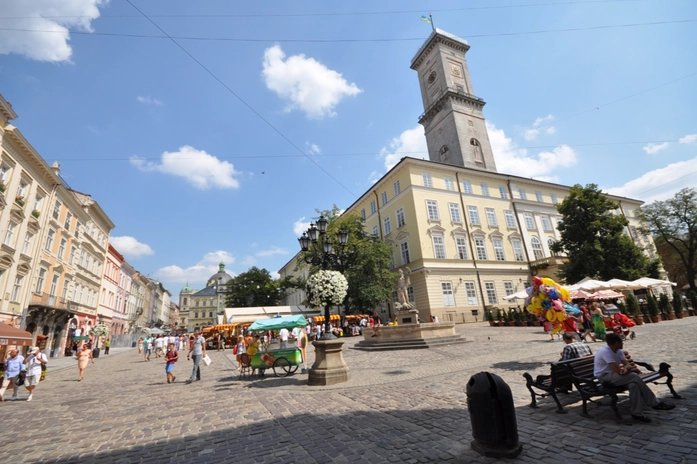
[411,29,497,172]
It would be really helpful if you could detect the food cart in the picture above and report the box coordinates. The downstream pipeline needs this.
[247,315,308,377]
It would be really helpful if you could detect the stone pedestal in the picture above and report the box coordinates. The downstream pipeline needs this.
[308,338,350,386]
[395,309,420,325]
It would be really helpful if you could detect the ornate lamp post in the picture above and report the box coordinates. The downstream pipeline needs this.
[298,216,351,340]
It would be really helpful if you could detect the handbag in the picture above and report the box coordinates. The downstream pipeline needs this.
[233,345,238,355]
[40,365,48,382]
[15,371,26,386]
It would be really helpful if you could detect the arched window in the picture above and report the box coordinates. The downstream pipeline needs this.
[183,297,188,305]
[530,236,544,260]
[439,145,449,162]
[547,238,559,256]
[470,138,485,166]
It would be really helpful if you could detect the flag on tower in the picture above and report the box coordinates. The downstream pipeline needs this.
[420,15,431,24]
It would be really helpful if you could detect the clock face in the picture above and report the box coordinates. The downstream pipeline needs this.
[428,70,437,84]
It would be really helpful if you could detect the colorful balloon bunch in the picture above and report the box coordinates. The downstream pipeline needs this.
[525,276,571,333]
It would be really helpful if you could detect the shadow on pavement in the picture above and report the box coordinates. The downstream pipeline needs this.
[491,361,547,371]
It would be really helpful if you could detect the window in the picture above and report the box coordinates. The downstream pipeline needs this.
[52,201,61,220]
[462,180,472,194]
[58,238,66,259]
[480,183,490,197]
[524,212,536,230]
[548,238,559,256]
[4,222,16,246]
[504,281,514,296]
[194,311,199,318]
[17,180,28,200]
[49,274,59,297]
[426,200,440,220]
[467,206,480,225]
[444,176,455,191]
[474,237,487,260]
[381,191,388,206]
[485,208,498,226]
[519,188,527,200]
[432,235,446,259]
[396,207,406,227]
[75,223,81,239]
[45,229,55,251]
[195,300,199,307]
[464,281,477,305]
[209,311,213,318]
[203,300,207,307]
[504,210,516,228]
[512,240,525,262]
[36,268,47,293]
[393,180,401,196]
[441,282,455,306]
[69,246,76,264]
[360,209,366,220]
[34,195,44,212]
[383,216,392,235]
[62,281,69,299]
[11,276,23,301]
[400,241,410,265]
[0,164,10,183]
[407,287,415,303]
[485,282,498,305]
[372,225,379,236]
[551,193,558,204]
[531,236,544,260]
[422,172,433,188]
[456,236,469,259]
[449,203,462,222]
[79,250,85,267]
[22,233,32,255]
[370,200,377,214]
[540,215,553,231]
[535,191,543,202]
[630,226,639,240]
[499,186,508,199]
[64,212,72,230]
[493,239,506,261]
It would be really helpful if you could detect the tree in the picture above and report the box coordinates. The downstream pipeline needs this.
[300,206,398,314]
[550,184,658,283]
[639,188,697,294]
[224,267,279,307]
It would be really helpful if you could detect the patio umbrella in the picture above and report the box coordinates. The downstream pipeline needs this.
[0,323,33,346]
[604,278,643,290]
[570,278,611,291]
[72,336,90,341]
[569,289,594,299]
[631,277,676,288]
[502,290,529,300]
[591,289,625,299]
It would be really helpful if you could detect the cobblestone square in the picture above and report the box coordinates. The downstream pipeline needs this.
[2,318,696,463]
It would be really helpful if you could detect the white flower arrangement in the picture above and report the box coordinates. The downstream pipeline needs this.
[306,270,348,308]
[89,324,109,338]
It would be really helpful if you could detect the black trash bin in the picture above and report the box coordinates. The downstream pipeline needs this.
[92,348,100,359]
[466,371,522,458]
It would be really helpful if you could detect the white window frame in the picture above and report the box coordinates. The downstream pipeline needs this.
[400,241,411,265]
[448,203,462,223]
[512,240,525,262]
[383,216,392,235]
[535,191,543,202]
[493,239,506,261]
[22,233,32,255]
[49,274,59,297]
[393,180,401,196]
[370,200,377,214]
[504,210,516,228]
[468,206,481,225]
[524,212,536,230]
[381,191,388,206]
[464,281,477,305]
[372,225,379,236]
[485,282,498,305]
[396,207,406,227]
[462,180,472,194]
[480,183,490,197]
[11,276,23,302]
[432,235,446,259]
[58,238,66,259]
[485,208,498,226]
[499,186,508,199]
[541,215,553,231]
[45,229,55,251]
[455,236,469,259]
[360,209,366,220]
[64,212,72,230]
[36,268,47,293]
[474,237,487,260]
[422,172,433,188]
[551,193,558,204]
[441,282,455,306]
[519,188,527,200]
[531,236,544,260]
[444,176,455,191]
[53,201,61,220]
[4,222,16,247]
[504,281,514,296]
[426,200,440,220]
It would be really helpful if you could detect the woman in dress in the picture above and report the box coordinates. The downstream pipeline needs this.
[137,337,144,355]
[590,302,607,340]
[235,335,246,371]
[76,344,94,381]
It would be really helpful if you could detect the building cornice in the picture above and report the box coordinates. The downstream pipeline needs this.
[0,94,18,122]
[410,29,470,70]
[418,89,486,127]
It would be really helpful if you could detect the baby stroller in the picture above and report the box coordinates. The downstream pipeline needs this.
[608,312,636,340]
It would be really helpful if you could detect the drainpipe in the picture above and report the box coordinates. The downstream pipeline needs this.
[456,172,487,315]
[373,190,383,240]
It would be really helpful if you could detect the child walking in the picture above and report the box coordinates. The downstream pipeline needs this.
[165,343,179,384]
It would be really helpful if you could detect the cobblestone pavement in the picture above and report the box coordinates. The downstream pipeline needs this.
[2,317,696,463]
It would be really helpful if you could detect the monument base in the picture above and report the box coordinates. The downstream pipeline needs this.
[395,309,420,325]
[308,338,350,386]
[351,322,467,351]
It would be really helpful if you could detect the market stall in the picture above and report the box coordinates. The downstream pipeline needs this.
[246,315,308,377]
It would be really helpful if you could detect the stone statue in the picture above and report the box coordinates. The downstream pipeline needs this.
[396,268,414,311]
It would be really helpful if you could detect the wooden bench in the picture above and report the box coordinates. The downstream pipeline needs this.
[524,355,682,421]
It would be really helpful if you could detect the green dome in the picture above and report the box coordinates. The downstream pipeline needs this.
[181,283,193,293]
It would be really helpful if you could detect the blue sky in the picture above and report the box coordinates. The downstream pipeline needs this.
[1,0,695,295]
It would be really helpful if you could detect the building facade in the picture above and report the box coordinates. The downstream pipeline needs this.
[180,262,232,331]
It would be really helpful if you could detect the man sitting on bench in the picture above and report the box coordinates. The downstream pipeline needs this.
[560,333,593,361]
[594,333,675,422]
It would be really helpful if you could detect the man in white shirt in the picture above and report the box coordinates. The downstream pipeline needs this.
[279,328,289,349]
[594,333,674,422]
[23,347,47,402]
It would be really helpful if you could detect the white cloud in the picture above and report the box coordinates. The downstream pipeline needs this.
[270,271,280,280]
[679,134,697,144]
[487,121,577,178]
[137,96,162,106]
[0,0,106,62]
[256,246,288,257]
[522,114,555,141]
[153,251,236,286]
[293,217,311,236]
[130,145,240,189]
[379,126,428,174]
[262,44,362,118]
[109,236,154,259]
[306,142,321,156]
[607,156,697,202]
[643,142,670,155]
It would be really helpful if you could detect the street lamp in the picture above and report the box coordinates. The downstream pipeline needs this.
[298,216,352,340]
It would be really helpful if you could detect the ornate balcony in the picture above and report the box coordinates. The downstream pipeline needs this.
[29,292,69,310]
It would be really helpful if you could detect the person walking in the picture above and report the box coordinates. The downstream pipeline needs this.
[234,335,246,371]
[75,344,94,381]
[0,349,24,401]
[279,327,289,349]
[103,338,111,355]
[23,346,47,401]
[165,343,179,384]
[185,330,206,384]
[137,337,144,356]
[143,336,153,361]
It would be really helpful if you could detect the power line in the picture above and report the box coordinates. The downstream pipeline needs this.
[0,1,658,20]
[1,18,695,43]
[123,0,356,197]
[53,139,693,161]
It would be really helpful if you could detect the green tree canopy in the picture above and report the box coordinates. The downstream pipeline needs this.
[223,267,279,307]
[300,205,398,314]
[550,183,657,283]
[639,188,697,293]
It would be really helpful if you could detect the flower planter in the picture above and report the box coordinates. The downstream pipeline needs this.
[649,315,660,323]
[488,321,495,326]
[676,312,684,319]
[667,313,675,320]
[506,321,515,327]
[632,315,644,326]
[531,321,541,327]
[689,310,695,317]
[642,315,650,323]
[660,313,667,321]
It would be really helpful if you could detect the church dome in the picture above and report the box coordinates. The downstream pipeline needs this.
[207,261,232,288]
[181,282,193,294]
